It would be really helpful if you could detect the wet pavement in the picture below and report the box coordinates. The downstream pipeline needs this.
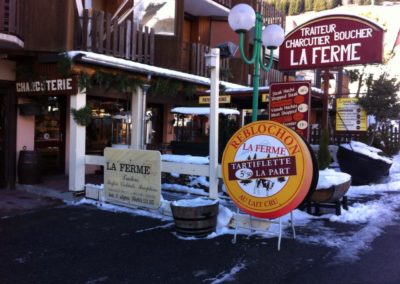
[0,189,63,218]
[1,179,400,283]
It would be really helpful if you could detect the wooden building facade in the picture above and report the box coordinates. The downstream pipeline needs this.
[0,0,285,191]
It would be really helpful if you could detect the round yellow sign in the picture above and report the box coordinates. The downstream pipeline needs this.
[221,120,314,218]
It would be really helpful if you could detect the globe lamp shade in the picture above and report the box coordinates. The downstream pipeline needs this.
[228,4,255,33]
[262,24,285,49]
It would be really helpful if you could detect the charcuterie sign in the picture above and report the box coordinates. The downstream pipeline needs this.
[221,121,314,218]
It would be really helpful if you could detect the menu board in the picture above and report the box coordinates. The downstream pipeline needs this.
[269,81,311,140]
[336,98,367,132]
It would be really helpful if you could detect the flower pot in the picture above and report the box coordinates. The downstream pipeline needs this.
[170,198,219,237]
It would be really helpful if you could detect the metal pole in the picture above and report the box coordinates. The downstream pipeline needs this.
[208,48,220,200]
[322,69,330,129]
[141,84,150,150]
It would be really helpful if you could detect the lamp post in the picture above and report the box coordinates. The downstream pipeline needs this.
[228,3,285,122]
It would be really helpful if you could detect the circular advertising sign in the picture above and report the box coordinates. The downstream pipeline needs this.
[221,120,314,218]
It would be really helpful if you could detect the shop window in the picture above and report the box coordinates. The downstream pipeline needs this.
[86,97,131,154]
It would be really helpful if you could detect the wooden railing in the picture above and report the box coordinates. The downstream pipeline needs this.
[310,125,400,155]
[0,0,21,37]
[76,9,155,65]
[187,42,230,78]
[213,0,232,8]
[260,68,283,85]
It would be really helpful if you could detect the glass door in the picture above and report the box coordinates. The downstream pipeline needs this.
[34,96,66,175]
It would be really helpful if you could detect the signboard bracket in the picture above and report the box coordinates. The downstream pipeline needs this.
[231,208,296,251]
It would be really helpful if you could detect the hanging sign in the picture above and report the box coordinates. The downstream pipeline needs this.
[279,14,384,70]
[336,97,367,132]
[104,148,161,209]
[199,95,231,104]
[269,81,311,140]
[221,120,314,218]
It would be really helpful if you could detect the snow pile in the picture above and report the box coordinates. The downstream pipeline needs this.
[161,154,209,164]
[170,107,239,116]
[316,168,351,190]
[341,141,393,164]
[171,197,218,207]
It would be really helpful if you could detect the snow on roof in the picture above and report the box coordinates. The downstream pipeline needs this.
[66,51,245,89]
[170,107,240,115]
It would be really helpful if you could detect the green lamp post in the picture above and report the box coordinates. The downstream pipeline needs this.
[228,3,285,122]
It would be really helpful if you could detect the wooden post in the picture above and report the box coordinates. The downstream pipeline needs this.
[208,48,220,200]
[130,86,144,150]
[322,69,330,129]
[69,90,86,192]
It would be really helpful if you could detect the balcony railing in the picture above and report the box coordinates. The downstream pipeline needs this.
[0,0,22,39]
[184,42,230,78]
[260,68,283,85]
[213,0,232,8]
[75,9,155,65]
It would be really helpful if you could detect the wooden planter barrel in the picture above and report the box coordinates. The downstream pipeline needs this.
[18,150,42,184]
[307,179,351,216]
[171,200,219,237]
[311,179,351,203]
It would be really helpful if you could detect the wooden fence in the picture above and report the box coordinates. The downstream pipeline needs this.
[76,9,155,65]
[310,125,400,153]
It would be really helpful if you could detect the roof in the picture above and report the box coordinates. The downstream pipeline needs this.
[66,51,245,89]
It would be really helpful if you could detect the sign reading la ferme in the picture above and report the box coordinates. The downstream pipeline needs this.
[279,14,384,70]
[104,148,161,209]
[221,121,314,219]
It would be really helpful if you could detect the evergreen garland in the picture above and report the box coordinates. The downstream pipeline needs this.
[78,70,143,92]
[71,106,92,127]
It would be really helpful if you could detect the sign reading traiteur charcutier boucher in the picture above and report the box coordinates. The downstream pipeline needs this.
[104,148,161,209]
[221,121,314,219]
[279,14,384,70]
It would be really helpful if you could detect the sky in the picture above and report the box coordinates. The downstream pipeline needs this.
[78,142,400,278]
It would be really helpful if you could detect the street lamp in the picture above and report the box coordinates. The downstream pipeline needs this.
[228,3,285,122]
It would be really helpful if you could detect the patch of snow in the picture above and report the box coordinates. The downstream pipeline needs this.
[204,260,246,284]
[317,168,351,190]
[341,141,393,164]
[171,197,218,207]
[161,154,209,164]
[170,107,239,116]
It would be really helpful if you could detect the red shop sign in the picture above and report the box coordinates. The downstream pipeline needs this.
[279,14,384,70]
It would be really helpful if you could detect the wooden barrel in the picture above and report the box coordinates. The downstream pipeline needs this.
[171,200,219,237]
[18,150,42,184]
[311,179,351,203]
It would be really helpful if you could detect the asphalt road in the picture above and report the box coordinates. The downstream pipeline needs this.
[1,202,400,284]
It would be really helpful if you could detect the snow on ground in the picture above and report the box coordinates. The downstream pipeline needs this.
[75,152,400,263]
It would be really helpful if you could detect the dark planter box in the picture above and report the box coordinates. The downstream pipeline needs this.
[337,146,392,185]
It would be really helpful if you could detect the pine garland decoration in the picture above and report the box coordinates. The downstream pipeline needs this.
[71,106,92,126]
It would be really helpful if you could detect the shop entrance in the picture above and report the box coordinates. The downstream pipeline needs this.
[34,96,66,175]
